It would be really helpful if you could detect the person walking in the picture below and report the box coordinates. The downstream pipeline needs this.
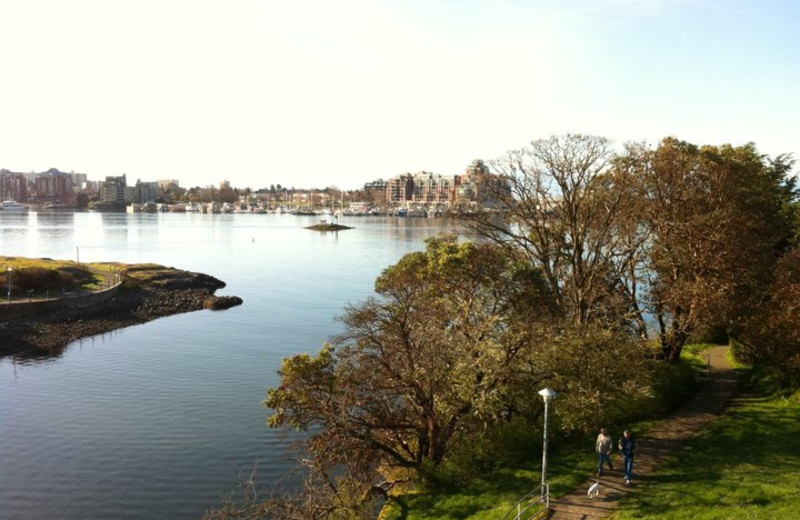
[595,428,614,476]
[618,429,636,485]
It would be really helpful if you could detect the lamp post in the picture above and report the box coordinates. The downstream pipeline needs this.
[538,387,558,507]
[6,267,12,301]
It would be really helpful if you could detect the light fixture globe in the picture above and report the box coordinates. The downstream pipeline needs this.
[538,387,558,402]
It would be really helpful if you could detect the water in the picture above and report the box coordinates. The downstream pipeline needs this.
[0,211,458,520]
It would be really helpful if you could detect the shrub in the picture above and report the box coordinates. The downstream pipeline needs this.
[737,246,800,388]
[422,418,541,487]
[648,357,702,414]
[12,267,79,292]
[730,336,757,365]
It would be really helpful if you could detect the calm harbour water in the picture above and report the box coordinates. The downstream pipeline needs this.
[0,211,459,520]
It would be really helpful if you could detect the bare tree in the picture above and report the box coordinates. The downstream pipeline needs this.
[461,134,648,333]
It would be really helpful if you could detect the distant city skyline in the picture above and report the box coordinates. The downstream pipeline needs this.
[1,0,797,190]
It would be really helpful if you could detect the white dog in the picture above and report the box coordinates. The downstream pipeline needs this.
[587,481,600,499]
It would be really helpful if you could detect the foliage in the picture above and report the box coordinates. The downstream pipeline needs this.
[737,246,800,387]
[420,418,541,487]
[536,326,655,432]
[466,135,798,364]
[9,266,78,292]
[258,236,659,518]
[645,353,702,414]
[267,237,559,474]
[378,345,718,520]
[614,139,797,362]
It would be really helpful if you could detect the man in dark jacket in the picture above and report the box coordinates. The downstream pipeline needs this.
[618,429,636,485]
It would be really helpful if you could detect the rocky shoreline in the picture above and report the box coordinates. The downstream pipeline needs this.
[0,266,242,359]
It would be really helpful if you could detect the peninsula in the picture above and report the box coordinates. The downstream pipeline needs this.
[0,258,242,359]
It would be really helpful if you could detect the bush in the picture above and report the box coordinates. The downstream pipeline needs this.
[12,267,78,292]
[648,357,702,414]
[730,336,757,365]
[737,246,800,389]
[422,418,541,488]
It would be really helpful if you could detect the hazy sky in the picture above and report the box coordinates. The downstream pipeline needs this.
[1,0,797,189]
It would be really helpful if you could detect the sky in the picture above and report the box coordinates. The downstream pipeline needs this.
[0,0,798,190]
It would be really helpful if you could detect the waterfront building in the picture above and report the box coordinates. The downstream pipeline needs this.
[458,159,508,208]
[362,179,388,206]
[411,171,458,203]
[0,170,29,202]
[386,174,414,204]
[68,172,88,189]
[35,169,74,205]
[100,174,127,203]
[383,171,461,205]
[134,180,159,203]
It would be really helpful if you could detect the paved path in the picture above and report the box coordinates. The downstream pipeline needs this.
[546,346,738,520]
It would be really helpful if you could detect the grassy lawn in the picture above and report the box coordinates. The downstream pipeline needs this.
[610,387,800,520]
[380,441,598,520]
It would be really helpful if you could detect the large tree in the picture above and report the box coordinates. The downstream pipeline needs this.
[618,138,797,361]
[267,237,556,473]
[461,134,649,333]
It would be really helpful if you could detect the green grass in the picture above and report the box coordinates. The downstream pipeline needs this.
[0,255,115,295]
[681,343,719,357]
[381,445,597,520]
[610,388,800,520]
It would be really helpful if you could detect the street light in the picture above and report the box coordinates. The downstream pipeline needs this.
[538,387,558,507]
[7,267,12,301]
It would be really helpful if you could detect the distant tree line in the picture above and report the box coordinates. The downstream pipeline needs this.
[205,134,799,520]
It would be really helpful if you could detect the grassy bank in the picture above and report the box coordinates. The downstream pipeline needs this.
[0,256,107,295]
[610,384,800,519]
[380,349,706,520]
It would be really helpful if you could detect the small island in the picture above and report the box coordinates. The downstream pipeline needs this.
[0,257,242,359]
[305,221,354,231]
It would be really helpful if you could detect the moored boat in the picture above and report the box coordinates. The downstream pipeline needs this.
[0,200,29,212]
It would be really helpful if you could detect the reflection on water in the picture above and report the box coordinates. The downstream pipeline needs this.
[0,211,459,520]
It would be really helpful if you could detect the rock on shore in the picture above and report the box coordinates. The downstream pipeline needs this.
[0,264,242,359]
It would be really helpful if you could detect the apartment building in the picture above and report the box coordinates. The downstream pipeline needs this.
[35,170,74,204]
[100,175,127,203]
[0,170,29,202]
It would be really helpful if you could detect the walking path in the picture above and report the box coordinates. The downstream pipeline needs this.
[546,346,738,520]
